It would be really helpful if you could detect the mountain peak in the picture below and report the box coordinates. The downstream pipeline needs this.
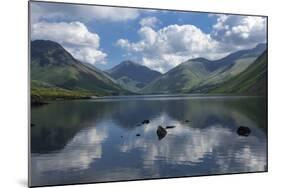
[107,60,162,85]
[255,43,266,50]
[120,60,141,67]
[31,39,127,95]
[31,40,64,49]
[188,57,210,63]
[31,40,76,66]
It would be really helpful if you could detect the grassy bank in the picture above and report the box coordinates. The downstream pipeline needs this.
[31,87,94,106]
[31,80,95,106]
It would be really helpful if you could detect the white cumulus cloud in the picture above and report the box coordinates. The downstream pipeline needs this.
[31,2,140,23]
[139,17,159,28]
[31,21,107,65]
[117,24,220,73]
[211,15,267,49]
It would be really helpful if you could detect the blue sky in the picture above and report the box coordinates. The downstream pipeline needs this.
[86,11,217,70]
[30,2,267,73]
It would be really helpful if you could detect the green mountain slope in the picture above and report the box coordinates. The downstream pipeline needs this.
[141,60,210,94]
[106,60,162,92]
[209,51,267,95]
[142,43,266,94]
[31,40,128,98]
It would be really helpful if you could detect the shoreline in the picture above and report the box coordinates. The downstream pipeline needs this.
[31,93,266,106]
[89,94,266,102]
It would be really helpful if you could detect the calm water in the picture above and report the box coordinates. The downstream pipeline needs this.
[30,95,267,186]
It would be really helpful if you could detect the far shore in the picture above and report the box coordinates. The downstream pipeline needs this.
[31,93,267,107]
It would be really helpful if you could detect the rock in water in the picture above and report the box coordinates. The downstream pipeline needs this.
[165,126,176,129]
[237,126,251,136]
[157,126,167,140]
[142,120,150,124]
[185,120,190,123]
[136,134,141,137]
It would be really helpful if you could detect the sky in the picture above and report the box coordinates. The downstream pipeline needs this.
[30,2,267,73]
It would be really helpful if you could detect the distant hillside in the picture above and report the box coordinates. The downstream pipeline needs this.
[209,51,267,95]
[30,40,267,99]
[31,40,129,99]
[142,43,266,94]
[106,60,162,92]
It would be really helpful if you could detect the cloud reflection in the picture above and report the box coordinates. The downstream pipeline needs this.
[118,113,267,173]
[32,126,107,172]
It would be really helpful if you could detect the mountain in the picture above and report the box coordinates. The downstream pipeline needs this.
[31,40,128,98]
[142,43,266,94]
[209,51,267,95]
[106,60,162,92]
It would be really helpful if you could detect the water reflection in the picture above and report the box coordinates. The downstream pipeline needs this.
[32,126,107,172]
[31,96,267,186]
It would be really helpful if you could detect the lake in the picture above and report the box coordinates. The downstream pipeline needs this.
[30,95,267,187]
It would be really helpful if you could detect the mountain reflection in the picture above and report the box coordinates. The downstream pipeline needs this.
[31,96,267,186]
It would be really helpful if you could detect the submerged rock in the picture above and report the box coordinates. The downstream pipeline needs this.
[136,133,141,137]
[157,126,167,140]
[185,120,191,123]
[237,126,251,137]
[142,120,150,124]
[165,126,176,129]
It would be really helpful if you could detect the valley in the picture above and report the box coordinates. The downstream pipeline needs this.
[30,40,267,105]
